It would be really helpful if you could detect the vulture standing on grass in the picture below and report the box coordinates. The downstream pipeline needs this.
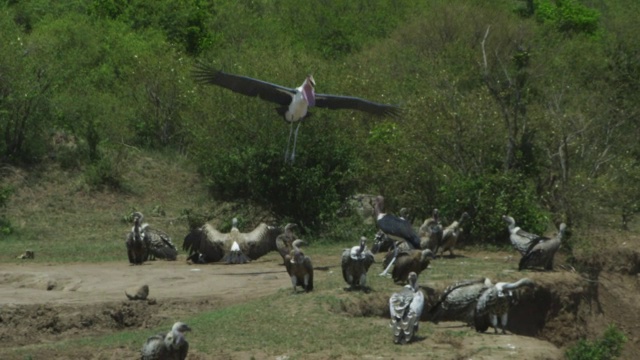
[284,239,313,293]
[382,247,435,284]
[183,221,282,263]
[418,208,443,253]
[475,278,535,334]
[373,195,421,276]
[438,212,470,257]
[341,236,375,291]
[192,64,401,163]
[276,223,298,265]
[126,212,148,265]
[428,277,493,326]
[389,272,424,345]
[503,215,546,256]
[221,218,251,264]
[519,223,567,271]
[141,321,191,360]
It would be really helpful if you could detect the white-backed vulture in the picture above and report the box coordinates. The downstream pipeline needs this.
[519,223,566,271]
[389,272,424,345]
[382,247,434,284]
[341,236,375,291]
[418,208,443,253]
[126,212,148,265]
[141,321,191,360]
[221,218,251,264]
[428,277,492,325]
[284,239,313,293]
[276,223,298,265]
[438,212,470,257]
[475,278,535,334]
[503,215,546,256]
[182,220,282,263]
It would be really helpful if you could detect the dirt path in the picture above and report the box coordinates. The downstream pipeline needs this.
[0,256,288,306]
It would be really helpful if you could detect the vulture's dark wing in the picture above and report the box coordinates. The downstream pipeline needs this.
[192,63,295,105]
[182,224,227,263]
[315,93,401,117]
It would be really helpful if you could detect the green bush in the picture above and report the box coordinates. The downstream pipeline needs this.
[534,0,600,35]
[436,172,549,246]
[0,186,13,236]
[565,324,627,360]
[199,132,361,231]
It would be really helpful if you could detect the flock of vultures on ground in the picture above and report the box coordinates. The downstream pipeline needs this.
[125,65,567,359]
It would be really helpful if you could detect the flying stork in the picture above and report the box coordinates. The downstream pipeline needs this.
[372,195,422,276]
[192,63,402,163]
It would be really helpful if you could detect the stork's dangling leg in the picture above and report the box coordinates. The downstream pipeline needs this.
[290,121,302,163]
[285,122,294,162]
[379,241,399,277]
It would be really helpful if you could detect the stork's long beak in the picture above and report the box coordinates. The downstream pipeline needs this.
[304,75,315,107]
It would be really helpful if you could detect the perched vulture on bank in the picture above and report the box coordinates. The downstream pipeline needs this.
[389,272,424,345]
[182,220,282,263]
[141,321,191,360]
[438,212,470,257]
[428,277,493,326]
[519,223,566,271]
[502,215,545,256]
[475,278,535,334]
[341,236,375,291]
[284,239,313,293]
[142,224,178,261]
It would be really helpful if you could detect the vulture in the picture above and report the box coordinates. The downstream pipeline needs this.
[192,64,401,163]
[276,223,298,265]
[418,208,443,253]
[183,221,282,263]
[284,239,313,293]
[125,284,149,301]
[519,223,567,271]
[503,215,546,256]
[141,321,191,360]
[475,278,535,334]
[141,223,178,261]
[221,218,251,264]
[341,236,375,291]
[382,247,435,284]
[428,277,493,325]
[373,195,421,276]
[438,212,471,257]
[389,272,424,345]
[126,212,148,265]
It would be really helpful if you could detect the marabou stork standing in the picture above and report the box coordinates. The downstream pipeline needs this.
[192,64,401,163]
[372,195,421,276]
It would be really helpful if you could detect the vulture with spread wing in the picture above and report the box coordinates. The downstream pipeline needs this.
[183,220,282,263]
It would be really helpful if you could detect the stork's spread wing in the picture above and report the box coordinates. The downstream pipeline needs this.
[193,63,295,105]
[315,93,401,117]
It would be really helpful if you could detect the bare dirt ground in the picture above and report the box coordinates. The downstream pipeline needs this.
[1,251,570,360]
[2,245,640,360]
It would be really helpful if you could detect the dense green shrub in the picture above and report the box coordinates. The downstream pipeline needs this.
[436,172,549,246]
[534,0,600,35]
[0,186,13,235]
[198,131,361,230]
[565,325,626,360]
